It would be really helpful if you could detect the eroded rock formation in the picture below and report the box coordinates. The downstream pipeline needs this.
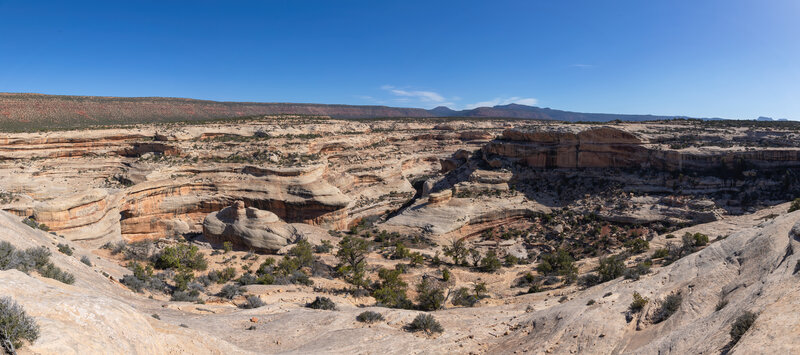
[203,201,297,252]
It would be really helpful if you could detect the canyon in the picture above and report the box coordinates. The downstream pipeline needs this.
[1,115,799,354]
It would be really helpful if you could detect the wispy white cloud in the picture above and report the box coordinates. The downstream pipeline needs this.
[465,97,538,109]
[382,85,446,103]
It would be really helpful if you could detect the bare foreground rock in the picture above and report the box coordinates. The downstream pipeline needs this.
[2,117,800,354]
[1,207,799,354]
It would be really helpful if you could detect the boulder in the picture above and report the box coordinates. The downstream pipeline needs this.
[203,201,297,252]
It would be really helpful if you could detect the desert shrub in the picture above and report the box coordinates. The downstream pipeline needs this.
[172,270,195,291]
[597,255,626,282]
[123,240,157,261]
[336,236,369,289]
[504,254,520,266]
[288,240,314,268]
[729,311,757,345]
[391,242,410,260]
[441,268,451,282]
[442,238,469,266]
[715,299,729,311]
[789,198,800,213]
[415,278,445,311]
[0,297,40,353]
[356,311,384,323]
[537,249,577,282]
[408,252,425,267]
[222,241,233,253]
[37,262,75,284]
[579,273,602,287]
[629,292,648,313]
[237,273,258,285]
[0,243,75,284]
[653,292,682,323]
[121,274,146,292]
[217,284,244,299]
[208,267,237,284]
[372,268,412,309]
[314,240,334,254]
[57,243,73,256]
[239,295,266,309]
[516,272,537,288]
[652,248,669,259]
[306,296,336,310]
[80,255,92,266]
[474,282,488,299]
[479,251,502,273]
[624,238,649,254]
[170,290,200,302]
[451,287,478,307]
[407,313,443,334]
[22,218,48,231]
[624,261,652,280]
[103,240,127,255]
[154,244,207,271]
[681,232,708,252]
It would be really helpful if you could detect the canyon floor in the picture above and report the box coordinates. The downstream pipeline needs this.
[1,116,799,354]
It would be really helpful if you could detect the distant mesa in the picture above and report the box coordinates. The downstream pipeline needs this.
[0,92,704,130]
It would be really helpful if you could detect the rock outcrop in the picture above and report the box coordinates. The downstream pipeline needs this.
[203,201,297,252]
[484,126,800,173]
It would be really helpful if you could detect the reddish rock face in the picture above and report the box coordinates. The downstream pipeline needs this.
[484,127,647,169]
[485,127,800,173]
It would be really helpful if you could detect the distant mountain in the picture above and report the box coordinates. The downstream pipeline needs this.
[0,92,696,130]
[439,103,686,121]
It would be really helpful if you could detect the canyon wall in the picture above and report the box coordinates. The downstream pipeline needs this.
[483,127,800,173]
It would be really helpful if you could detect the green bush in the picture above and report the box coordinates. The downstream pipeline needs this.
[624,238,649,254]
[391,242,410,260]
[0,243,74,284]
[407,313,443,334]
[80,255,92,266]
[57,243,73,256]
[208,267,237,284]
[0,297,39,353]
[239,295,266,309]
[789,198,800,213]
[314,240,333,253]
[442,238,468,266]
[336,236,369,289]
[170,290,200,302]
[154,244,207,271]
[730,311,757,345]
[222,241,233,253]
[652,248,669,259]
[653,292,682,323]
[629,292,648,313]
[356,311,384,323]
[537,249,577,281]
[479,251,502,273]
[415,278,445,311]
[372,268,412,309]
[597,255,625,282]
[217,284,244,299]
[306,296,336,310]
[451,287,478,307]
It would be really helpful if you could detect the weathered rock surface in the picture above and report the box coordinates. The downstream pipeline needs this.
[484,126,800,172]
[203,201,297,252]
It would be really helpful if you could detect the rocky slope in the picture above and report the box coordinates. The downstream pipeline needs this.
[1,202,797,354]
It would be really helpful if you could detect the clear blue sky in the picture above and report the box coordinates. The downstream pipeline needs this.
[1,0,798,119]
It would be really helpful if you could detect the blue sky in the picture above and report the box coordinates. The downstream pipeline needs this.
[0,0,798,119]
